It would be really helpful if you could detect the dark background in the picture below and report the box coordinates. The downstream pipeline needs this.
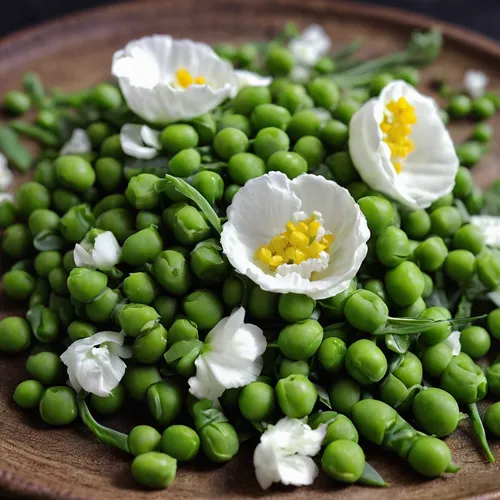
[1,0,500,40]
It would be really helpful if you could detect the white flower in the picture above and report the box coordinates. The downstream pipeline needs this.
[253,417,327,490]
[349,80,459,210]
[443,330,461,356]
[61,331,132,397]
[234,70,272,88]
[221,172,369,300]
[112,35,270,124]
[74,231,121,271]
[464,70,488,98]
[120,124,161,159]
[470,215,500,247]
[289,24,331,67]
[0,193,14,203]
[60,128,92,156]
[0,153,13,191]
[188,307,266,401]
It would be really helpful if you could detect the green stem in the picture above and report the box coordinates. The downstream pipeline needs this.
[0,126,33,172]
[332,37,364,61]
[9,121,60,147]
[333,51,408,79]
[468,403,495,463]
[77,396,130,454]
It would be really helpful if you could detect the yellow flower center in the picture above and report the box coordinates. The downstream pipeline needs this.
[379,97,416,174]
[255,217,334,270]
[176,68,206,88]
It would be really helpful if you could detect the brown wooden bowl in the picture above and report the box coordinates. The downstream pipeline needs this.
[2,1,500,498]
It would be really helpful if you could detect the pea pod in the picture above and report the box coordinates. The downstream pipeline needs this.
[352,399,458,477]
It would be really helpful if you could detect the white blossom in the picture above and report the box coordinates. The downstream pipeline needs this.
[74,230,121,271]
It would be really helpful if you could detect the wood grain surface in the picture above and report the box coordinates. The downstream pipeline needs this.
[1,1,500,498]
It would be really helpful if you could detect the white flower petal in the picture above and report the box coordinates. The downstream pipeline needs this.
[234,70,272,88]
[470,215,500,247]
[488,291,500,307]
[464,70,489,98]
[73,243,96,269]
[288,24,331,66]
[0,193,14,203]
[443,330,461,356]
[0,153,14,191]
[91,231,122,270]
[112,35,238,124]
[60,129,92,156]
[349,80,458,209]
[141,125,161,149]
[289,65,311,84]
[120,124,159,160]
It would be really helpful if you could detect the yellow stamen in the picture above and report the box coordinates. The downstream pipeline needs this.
[289,231,309,248]
[176,68,206,88]
[296,221,309,234]
[286,221,297,233]
[379,97,416,174]
[307,220,321,238]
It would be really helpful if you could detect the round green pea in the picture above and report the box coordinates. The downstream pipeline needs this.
[125,173,161,210]
[222,276,244,308]
[26,349,63,385]
[413,388,459,437]
[2,223,32,258]
[85,287,120,324]
[278,293,315,323]
[119,304,160,337]
[123,365,162,402]
[275,374,317,418]
[472,122,493,143]
[239,382,276,421]
[168,148,201,177]
[267,151,307,179]
[3,270,35,300]
[218,114,251,136]
[90,384,126,416]
[375,226,410,268]
[251,103,291,132]
[344,290,389,332]
[87,122,113,148]
[277,84,308,113]
[248,287,278,320]
[147,380,183,427]
[67,268,108,303]
[448,94,472,117]
[453,223,485,255]
[228,153,266,185]
[278,319,323,360]
[52,189,81,214]
[122,227,163,266]
[68,320,97,342]
[307,77,340,110]
[167,318,198,347]
[253,127,290,161]
[460,326,491,359]
[131,452,177,489]
[419,307,452,345]
[136,211,161,231]
[95,158,123,193]
[472,96,495,119]
[456,141,483,167]
[414,236,448,272]
[183,290,224,330]
[385,261,424,307]
[485,402,500,437]
[231,86,272,116]
[213,127,248,160]
[334,99,361,124]
[319,120,349,150]
[128,425,162,456]
[124,272,159,305]
[476,251,500,290]
[369,73,394,96]
[172,206,211,245]
[317,337,347,373]
[444,249,475,282]
[55,156,95,192]
[328,378,361,416]
[191,171,224,205]
[13,379,44,409]
[453,166,473,198]
[266,46,295,76]
[345,339,387,385]
[161,425,200,462]
[422,343,453,378]
[16,182,50,216]
[153,250,191,296]
[92,83,122,110]
[153,296,178,330]
[430,206,462,238]
[279,358,310,379]
[487,309,500,340]
[402,209,431,240]
[358,196,393,235]
[429,193,454,212]
[160,124,198,154]
[133,324,167,365]
[407,437,452,477]
[3,90,31,114]
[325,151,358,185]
[28,209,60,236]
[39,386,78,426]
[322,440,365,483]
[293,135,325,170]
[0,199,16,228]
[287,110,321,141]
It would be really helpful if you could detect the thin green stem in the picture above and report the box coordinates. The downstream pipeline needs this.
[468,403,495,463]
[332,37,364,61]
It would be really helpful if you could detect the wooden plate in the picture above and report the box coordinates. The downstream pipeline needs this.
[1,1,500,498]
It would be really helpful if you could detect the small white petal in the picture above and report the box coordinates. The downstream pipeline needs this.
[60,129,92,156]
[311,107,332,124]
[73,243,96,269]
[288,24,331,66]
[234,70,272,88]
[470,216,500,247]
[488,291,500,307]
[289,65,311,84]
[140,125,162,149]
[443,330,461,356]
[121,124,159,160]
[0,153,14,191]
[91,231,122,270]
[464,70,489,98]
[0,193,14,203]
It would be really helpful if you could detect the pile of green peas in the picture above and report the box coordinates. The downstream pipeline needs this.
[2,23,500,492]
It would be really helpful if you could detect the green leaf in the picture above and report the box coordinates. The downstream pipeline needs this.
[313,384,332,409]
[455,295,472,330]
[156,175,222,233]
[164,339,203,364]
[359,462,389,487]
[26,305,43,335]
[385,334,411,354]
[468,403,495,463]
[33,230,65,251]
[77,396,130,453]
[0,126,33,172]
[10,121,60,147]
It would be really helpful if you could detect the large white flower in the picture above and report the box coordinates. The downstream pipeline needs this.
[60,128,92,156]
[349,80,459,209]
[112,35,270,124]
[221,172,369,300]
[464,70,488,98]
[188,307,266,401]
[60,331,132,397]
[254,417,327,490]
[0,153,14,191]
[470,215,500,247]
[120,124,161,159]
[74,230,121,271]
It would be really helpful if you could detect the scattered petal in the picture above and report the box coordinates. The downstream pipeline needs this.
[120,124,161,159]
[470,215,500,247]
[288,24,331,66]
[443,330,461,356]
[60,129,92,156]
[464,70,489,98]
[73,231,121,270]
[0,153,14,191]
[234,70,272,88]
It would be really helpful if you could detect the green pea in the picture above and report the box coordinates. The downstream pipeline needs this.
[456,141,483,167]
[227,153,265,185]
[476,251,500,290]
[172,206,211,245]
[90,384,126,416]
[385,261,424,307]
[328,378,361,416]
[48,268,69,296]
[413,388,459,437]
[222,276,244,308]
[414,236,448,272]
[191,171,224,205]
[409,436,454,477]
[161,425,200,462]
[486,364,500,396]
[152,296,178,330]
[55,155,95,192]
[86,287,120,323]
[266,47,295,76]
[212,127,249,160]
[357,196,393,236]
[167,318,198,347]
[153,250,191,296]
[60,204,94,243]
[319,119,349,150]
[0,199,16,228]
[311,411,359,445]
[325,151,358,185]
[2,223,31,258]
[460,326,491,358]
[278,293,315,322]
[190,114,217,145]
[344,290,389,332]
[472,96,495,119]
[422,343,453,378]
[277,83,308,113]
[269,78,290,99]
[133,324,167,364]
[375,226,410,268]
[453,223,484,255]
[16,182,50,216]
[278,319,323,360]
[287,110,321,141]
[293,135,325,170]
[333,99,361,124]
[122,226,163,266]
[128,425,162,456]
[267,151,307,179]
[3,270,36,300]
[13,379,44,409]
[448,94,472,117]
[419,306,452,345]
[213,43,235,60]
[394,66,420,86]
[3,90,31,114]
[124,272,158,305]
[190,238,230,282]
[369,73,394,96]
[275,374,317,418]
[397,296,426,318]
[238,382,276,421]
[453,166,472,199]
[147,380,183,427]
[307,77,340,110]
[121,365,162,402]
[26,346,64,384]
[95,158,123,192]
[68,320,97,342]
[362,278,389,306]
[487,309,500,340]
[444,249,475,283]
[318,280,357,317]
[168,148,201,178]
[160,124,198,154]
[321,440,365,483]
[253,127,290,161]
[251,103,291,132]
[0,316,31,354]
[402,209,431,240]
[345,339,387,385]
[92,83,122,110]
[87,122,113,148]
[429,193,454,212]
[29,278,51,308]
[183,289,224,330]
[279,358,310,379]
[314,56,335,74]
[39,386,78,426]
[93,194,127,218]
[136,211,161,231]
[125,173,160,210]
[317,337,347,373]
[52,189,81,214]
[34,160,57,190]
[231,86,272,116]
[484,402,500,437]
[430,206,462,238]
[217,114,251,136]
[119,304,160,338]
[67,268,107,303]
[28,209,60,236]
[27,305,60,343]
[248,287,278,320]
[472,121,493,143]
[131,452,177,489]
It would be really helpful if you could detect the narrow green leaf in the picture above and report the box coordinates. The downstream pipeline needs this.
[77,396,130,453]
[157,175,222,233]
[468,403,495,463]
[359,462,388,487]
[23,72,46,107]
[0,126,32,171]
[385,334,411,354]
[10,121,60,147]
[164,339,203,364]
[313,384,332,409]
[26,305,43,336]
